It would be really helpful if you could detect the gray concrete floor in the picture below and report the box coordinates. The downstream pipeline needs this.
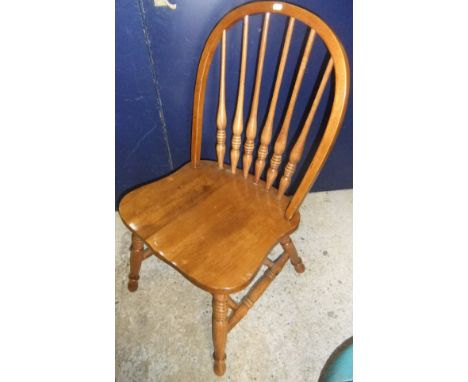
[115,189,352,382]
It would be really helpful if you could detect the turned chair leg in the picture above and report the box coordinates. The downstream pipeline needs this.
[128,232,145,292]
[280,236,305,273]
[212,294,228,376]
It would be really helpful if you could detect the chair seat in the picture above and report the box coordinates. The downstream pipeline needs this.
[119,160,300,293]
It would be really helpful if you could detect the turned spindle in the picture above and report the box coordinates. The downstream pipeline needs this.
[243,13,270,178]
[254,17,295,183]
[231,16,249,174]
[228,251,290,331]
[266,29,316,190]
[278,58,334,197]
[212,294,228,376]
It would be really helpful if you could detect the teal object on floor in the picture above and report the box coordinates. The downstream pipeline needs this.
[320,338,353,382]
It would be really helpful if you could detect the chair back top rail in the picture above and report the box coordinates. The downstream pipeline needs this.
[191,1,350,220]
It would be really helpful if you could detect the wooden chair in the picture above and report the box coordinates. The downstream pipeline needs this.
[119,1,350,376]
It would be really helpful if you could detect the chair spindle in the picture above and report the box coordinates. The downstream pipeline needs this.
[231,16,249,174]
[254,17,295,183]
[242,13,270,178]
[216,30,227,169]
[278,58,334,197]
[228,251,290,331]
[266,29,316,190]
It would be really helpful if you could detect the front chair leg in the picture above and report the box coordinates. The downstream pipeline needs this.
[128,232,145,292]
[280,236,305,273]
[212,294,228,376]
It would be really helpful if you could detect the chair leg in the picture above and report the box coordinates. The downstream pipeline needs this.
[212,294,228,376]
[128,232,145,292]
[280,236,305,273]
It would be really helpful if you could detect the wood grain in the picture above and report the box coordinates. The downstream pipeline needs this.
[119,161,300,294]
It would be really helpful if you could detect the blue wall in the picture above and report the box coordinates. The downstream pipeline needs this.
[116,0,352,207]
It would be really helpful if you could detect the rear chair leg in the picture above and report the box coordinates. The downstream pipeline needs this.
[280,236,305,273]
[128,233,145,292]
[212,294,228,376]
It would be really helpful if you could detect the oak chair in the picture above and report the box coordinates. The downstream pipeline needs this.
[119,1,350,376]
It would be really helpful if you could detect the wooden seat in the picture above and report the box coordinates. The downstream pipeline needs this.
[119,160,300,293]
[119,1,350,376]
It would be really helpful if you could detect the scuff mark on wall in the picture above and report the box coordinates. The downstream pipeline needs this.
[136,0,174,170]
[122,126,157,168]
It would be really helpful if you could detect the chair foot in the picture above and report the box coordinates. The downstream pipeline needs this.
[292,260,305,273]
[212,294,228,376]
[280,236,305,273]
[128,233,145,292]
[213,353,226,376]
[128,279,139,292]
